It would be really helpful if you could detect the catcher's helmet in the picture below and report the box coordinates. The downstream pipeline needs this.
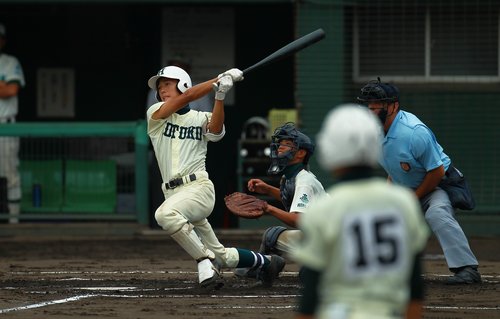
[357,77,399,104]
[268,122,315,175]
[147,66,192,101]
[317,104,382,171]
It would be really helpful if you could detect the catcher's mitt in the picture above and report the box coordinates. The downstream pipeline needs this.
[224,192,268,219]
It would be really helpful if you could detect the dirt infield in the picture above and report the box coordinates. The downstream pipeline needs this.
[0,229,499,319]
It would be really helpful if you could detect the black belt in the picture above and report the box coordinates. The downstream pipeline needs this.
[164,174,197,190]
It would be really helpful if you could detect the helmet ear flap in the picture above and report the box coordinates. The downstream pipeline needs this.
[180,81,190,92]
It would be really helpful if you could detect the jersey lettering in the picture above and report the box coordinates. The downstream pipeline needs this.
[163,122,202,140]
[342,210,407,279]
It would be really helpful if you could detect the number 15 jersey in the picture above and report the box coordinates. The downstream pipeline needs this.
[293,177,430,319]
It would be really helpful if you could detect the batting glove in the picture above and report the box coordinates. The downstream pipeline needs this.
[218,68,244,82]
[213,75,233,101]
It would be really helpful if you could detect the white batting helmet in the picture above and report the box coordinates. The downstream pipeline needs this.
[147,66,192,101]
[317,104,383,171]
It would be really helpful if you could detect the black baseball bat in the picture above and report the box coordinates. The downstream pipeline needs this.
[242,28,326,75]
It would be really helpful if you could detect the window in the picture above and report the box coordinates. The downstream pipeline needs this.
[353,4,500,83]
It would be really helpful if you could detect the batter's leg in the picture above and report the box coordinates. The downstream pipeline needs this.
[155,205,218,286]
[191,218,239,268]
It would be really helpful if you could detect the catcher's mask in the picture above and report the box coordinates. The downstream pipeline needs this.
[147,66,192,102]
[267,122,315,175]
[357,77,399,124]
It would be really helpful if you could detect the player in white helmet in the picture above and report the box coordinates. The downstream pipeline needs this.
[146,56,213,111]
[147,65,284,288]
[293,104,430,319]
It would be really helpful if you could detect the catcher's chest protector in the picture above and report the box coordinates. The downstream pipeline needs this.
[280,175,296,212]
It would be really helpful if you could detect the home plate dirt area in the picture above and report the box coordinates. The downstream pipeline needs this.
[1,231,499,319]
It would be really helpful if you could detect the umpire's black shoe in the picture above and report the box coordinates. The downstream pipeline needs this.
[258,255,285,287]
[446,266,482,285]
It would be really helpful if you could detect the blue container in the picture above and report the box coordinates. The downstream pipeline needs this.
[32,183,42,207]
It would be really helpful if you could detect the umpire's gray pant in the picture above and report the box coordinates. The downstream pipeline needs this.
[421,188,478,269]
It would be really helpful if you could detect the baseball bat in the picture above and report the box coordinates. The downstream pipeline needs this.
[242,28,326,75]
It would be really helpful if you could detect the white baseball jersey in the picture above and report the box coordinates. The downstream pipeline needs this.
[0,53,25,118]
[289,169,326,213]
[270,169,326,256]
[146,103,225,182]
[294,177,429,319]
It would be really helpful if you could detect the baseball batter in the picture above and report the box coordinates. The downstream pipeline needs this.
[294,105,430,319]
[235,123,326,278]
[147,66,284,288]
[0,23,25,223]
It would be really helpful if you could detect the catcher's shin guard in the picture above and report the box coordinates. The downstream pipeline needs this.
[170,223,215,261]
[259,226,287,254]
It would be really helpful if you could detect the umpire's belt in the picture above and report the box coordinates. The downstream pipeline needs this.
[164,174,197,190]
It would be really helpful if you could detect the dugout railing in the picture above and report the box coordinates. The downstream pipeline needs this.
[0,121,149,225]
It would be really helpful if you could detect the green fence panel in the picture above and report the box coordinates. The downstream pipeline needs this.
[62,160,117,213]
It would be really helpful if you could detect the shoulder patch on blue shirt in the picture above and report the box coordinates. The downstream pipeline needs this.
[400,162,411,172]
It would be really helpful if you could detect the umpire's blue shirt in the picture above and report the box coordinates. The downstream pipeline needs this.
[379,110,451,190]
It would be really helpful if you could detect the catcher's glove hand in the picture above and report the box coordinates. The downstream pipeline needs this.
[224,192,268,219]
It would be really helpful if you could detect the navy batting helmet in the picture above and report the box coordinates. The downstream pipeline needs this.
[357,77,399,104]
[267,122,315,175]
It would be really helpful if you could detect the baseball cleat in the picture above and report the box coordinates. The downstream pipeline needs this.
[198,259,217,286]
[446,266,482,285]
[233,267,261,279]
[258,254,286,287]
[198,258,223,289]
[233,267,252,278]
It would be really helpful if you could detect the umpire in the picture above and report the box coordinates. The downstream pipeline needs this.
[357,78,481,284]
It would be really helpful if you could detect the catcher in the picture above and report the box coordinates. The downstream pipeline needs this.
[229,122,326,278]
